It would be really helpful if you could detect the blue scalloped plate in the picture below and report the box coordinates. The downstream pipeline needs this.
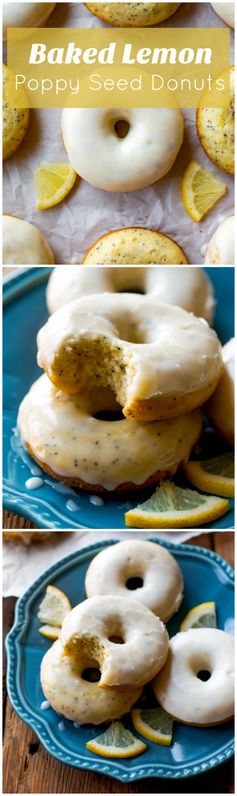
[3,267,234,529]
[6,538,234,782]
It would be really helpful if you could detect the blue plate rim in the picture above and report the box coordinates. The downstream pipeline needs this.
[6,537,234,782]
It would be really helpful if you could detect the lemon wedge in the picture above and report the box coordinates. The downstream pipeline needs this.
[184,453,234,498]
[131,707,173,746]
[38,624,60,640]
[34,161,77,209]
[124,481,229,528]
[182,160,226,222]
[180,601,217,631]
[86,721,147,759]
[37,585,71,627]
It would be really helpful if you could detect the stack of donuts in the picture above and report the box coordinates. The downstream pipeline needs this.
[17,267,225,493]
[41,540,234,727]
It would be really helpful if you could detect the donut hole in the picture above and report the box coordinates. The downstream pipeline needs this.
[94,409,124,422]
[197,669,212,682]
[81,665,101,683]
[126,576,144,590]
[108,635,125,644]
[114,119,130,139]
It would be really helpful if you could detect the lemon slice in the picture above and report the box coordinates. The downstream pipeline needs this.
[38,624,60,640]
[182,160,226,222]
[124,481,229,528]
[37,585,72,627]
[131,707,173,746]
[34,162,77,209]
[86,721,147,759]
[184,453,234,498]
[180,601,217,631]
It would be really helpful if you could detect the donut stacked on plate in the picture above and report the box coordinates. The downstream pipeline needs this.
[41,540,234,726]
[17,269,224,492]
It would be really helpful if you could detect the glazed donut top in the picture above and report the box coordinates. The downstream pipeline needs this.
[85,2,181,26]
[3,3,56,39]
[85,540,183,621]
[47,266,215,323]
[210,3,235,27]
[205,216,235,265]
[3,216,54,265]
[153,628,234,725]
[61,595,169,687]
[37,293,222,405]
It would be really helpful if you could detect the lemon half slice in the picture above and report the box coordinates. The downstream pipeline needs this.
[37,585,72,627]
[180,601,217,631]
[86,721,147,759]
[184,453,234,498]
[124,481,229,528]
[132,707,173,746]
[182,160,226,222]
[34,162,77,209]
[38,624,60,640]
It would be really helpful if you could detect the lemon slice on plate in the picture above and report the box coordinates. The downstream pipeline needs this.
[180,601,217,631]
[34,162,77,209]
[38,624,60,640]
[86,721,147,759]
[37,585,71,627]
[124,481,229,528]
[182,160,226,221]
[184,453,234,498]
[131,707,173,746]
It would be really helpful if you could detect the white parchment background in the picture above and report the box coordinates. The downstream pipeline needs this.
[3,2,234,264]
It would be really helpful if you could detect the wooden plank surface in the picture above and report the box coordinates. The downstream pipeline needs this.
[3,532,234,794]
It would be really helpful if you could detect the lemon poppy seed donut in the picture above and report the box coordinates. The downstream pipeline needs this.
[85,540,183,621]
[18,375,202,491]
[41,639,142,725]
[3,3,56,41]
[61,595,169,687]
[3,64,29,160]
[206,338,234,446]
[61,108,184,192]
[153,628,234,725]
[197,66,235,174]
[37,293,222,420]
[205,216,235,264]
[85,3,181,26]
[47,265,214,322]
[210,3,234,28]
[83,228,188,264]
[3,216,54,265]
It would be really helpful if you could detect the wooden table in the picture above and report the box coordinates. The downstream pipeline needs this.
[3,532,234,794]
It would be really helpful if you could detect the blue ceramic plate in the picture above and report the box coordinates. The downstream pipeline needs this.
[6,538,234,782]
[3,267,234,529]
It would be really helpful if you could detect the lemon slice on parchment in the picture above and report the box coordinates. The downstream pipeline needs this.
[34,161,77,209]
[182,160,226,222]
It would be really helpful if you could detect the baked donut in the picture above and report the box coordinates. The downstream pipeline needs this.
[3,216,54,264]
[84,2,181,26]
[3,3,56,40]
[41,638,142,725]
[83,228,188,265]
[61,108,184,192]
[17,374,202,492]
[197,66,235,174]
[153,628,234,725]
[47,266,214,322]
[206,338,234,446]
[85,540,183,621]
[61,595,169,687]
[210,3,234,28]
[3,64,29,160]
[37,293,223,420]
[3,531,52,544]
[205,216,235,264]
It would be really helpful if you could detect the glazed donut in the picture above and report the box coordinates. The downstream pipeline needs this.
[37,293,222,420]
[206,338,234,446]
[17,375,202,492]
[205,216,235,264]
[47,265,214,323]
[210,3,234,28]
[85,2,181,26]
[153,628,234,725]
[85,540,183,621]
[83,228,188,265]
[3,65,29,160]
[41,639,142,725]
[197,66,235,174]
[61,108,184,192]
[61,595,169,687]
[3,216,54,265]
[3,3,56,40]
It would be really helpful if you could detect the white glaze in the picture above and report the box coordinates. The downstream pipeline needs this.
[25,476,44,490]
[3,3,56,40]
[3,216,54,265]
[206,337,235,444]
[210,3,234,27]
[85,540,183,621]
[61,107,184,191]
[17,374,202,491]
[47,266,215,323]
[61,595,169,687]
[205,216,235,264]
[153,628,234,725]
[41,638,143,724]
